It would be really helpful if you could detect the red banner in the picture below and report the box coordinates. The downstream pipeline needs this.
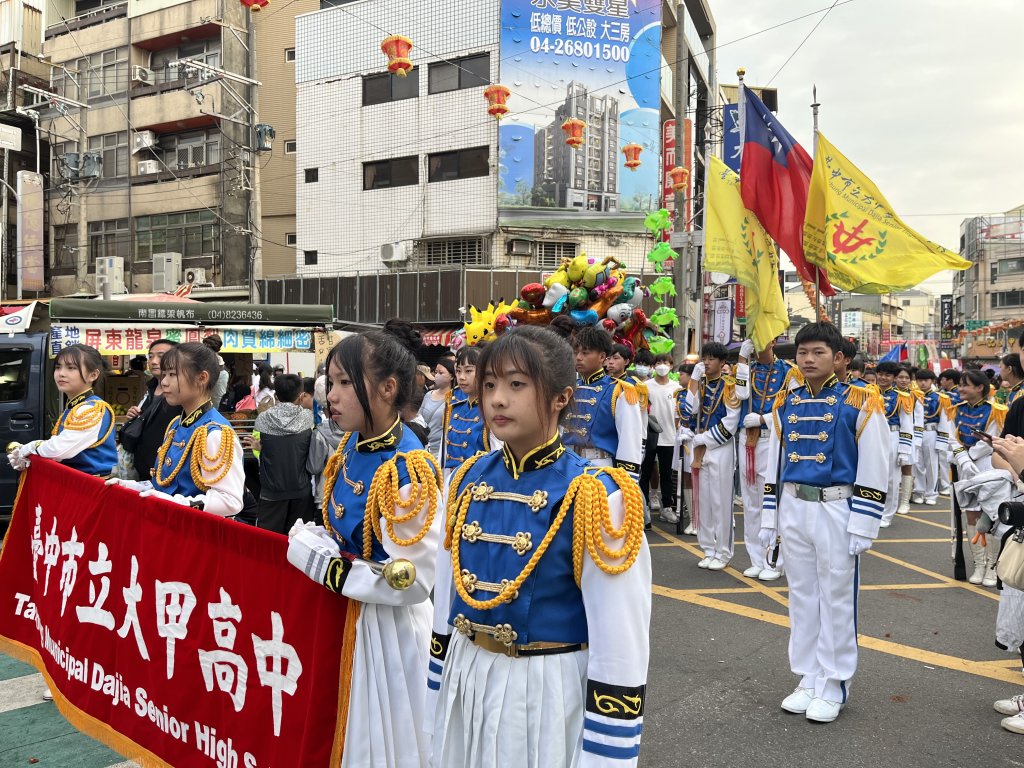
[0,460,350,768]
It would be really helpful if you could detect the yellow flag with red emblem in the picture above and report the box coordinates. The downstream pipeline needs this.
[803,133,970,293]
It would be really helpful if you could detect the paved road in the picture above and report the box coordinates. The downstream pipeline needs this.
[1,499,1020,767]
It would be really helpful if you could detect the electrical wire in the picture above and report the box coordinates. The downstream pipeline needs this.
[765,0,841,86]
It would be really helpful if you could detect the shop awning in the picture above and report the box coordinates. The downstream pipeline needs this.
[418,325,460,347]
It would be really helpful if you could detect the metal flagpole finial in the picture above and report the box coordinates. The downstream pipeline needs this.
[736,67,745,78]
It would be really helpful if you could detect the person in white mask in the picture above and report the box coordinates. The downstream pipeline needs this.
[642,354,683,523]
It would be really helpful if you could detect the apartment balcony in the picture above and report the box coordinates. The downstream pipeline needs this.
[129,84,220,134]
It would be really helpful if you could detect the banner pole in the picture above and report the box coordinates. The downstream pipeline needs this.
[811,84,822,321]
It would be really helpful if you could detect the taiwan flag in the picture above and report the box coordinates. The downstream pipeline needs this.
[740,86,834,296]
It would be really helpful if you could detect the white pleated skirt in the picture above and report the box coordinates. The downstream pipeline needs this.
[344,601,434,768]
[432,633,589,768]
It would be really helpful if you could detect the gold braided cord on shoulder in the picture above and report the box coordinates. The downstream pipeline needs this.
[615,380,639,407]
[937,392,956,423]
[571,468,645,586]
[364,449,442,560]
[723,379,740,409]
[897,391,915,414]
[450,474,574,610]
[59,400,110,435]
[443,451,487,550]
[192,425,236,491]
[320,433,352,529]
[991,402,1008,432]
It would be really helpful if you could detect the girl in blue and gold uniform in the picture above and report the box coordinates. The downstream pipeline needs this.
[286,319,442,767]
[7,344,116,476]
[950,369,1007,586]
[144,342,244,516]
[440,345,499,479]
[429,326,651,768]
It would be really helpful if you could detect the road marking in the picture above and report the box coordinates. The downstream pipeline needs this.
[652,584,1023,684]
[865,549,999,601]
[874,538,949,543]
[899,514,952,531]
[0,672,46,714]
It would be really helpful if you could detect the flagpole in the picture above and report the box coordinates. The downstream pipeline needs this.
[811,84,822,321]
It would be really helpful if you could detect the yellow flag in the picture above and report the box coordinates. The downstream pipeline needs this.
[803,133,970,293]
[704,156,789,350]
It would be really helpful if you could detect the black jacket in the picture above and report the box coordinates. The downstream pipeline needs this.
[126,379,182,479]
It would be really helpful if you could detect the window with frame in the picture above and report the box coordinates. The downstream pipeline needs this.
[87,132,128,178]
[362,68,419,106]
[428,146,488,183]
[363,155,418,190]
[151,39,221,85]
[86,47,129,99]
[285,233,297,246]
[283,140,296,154]
[53,223,78,268]
[88,219,130,265]
[285,48,296,62]
[423,238,485,266]
[304,250,318,265]
[536,241,576,269]
[135,210,219,261]
[304,168,318,183]
[159,129,220,169]
[428,53,489,94]
[0,348,30,402]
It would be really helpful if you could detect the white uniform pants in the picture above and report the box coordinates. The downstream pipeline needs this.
[912,430,938,502]
[881,430,901,525]
[780,494,860,703]
[938,448,952,496]
[694,443,735,561]
[738,435,783,571]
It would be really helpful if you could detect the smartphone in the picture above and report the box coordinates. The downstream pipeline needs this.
[965,424,993,443]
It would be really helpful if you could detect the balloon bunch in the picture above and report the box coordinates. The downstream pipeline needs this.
[455,252,678,355]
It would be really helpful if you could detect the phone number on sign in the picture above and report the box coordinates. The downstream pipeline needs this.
[530,36,631,62]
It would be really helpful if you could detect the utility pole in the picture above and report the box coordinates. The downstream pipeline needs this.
[673,0,688,356]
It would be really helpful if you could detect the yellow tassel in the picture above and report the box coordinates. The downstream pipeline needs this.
[992,402,1008,431]
[364,449,441,559]
[571,468,645,585]
[616,380,639,407]
[724,379,741,409]
[319,436,350,528]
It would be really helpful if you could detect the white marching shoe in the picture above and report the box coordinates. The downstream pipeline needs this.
[924,498,938,506]
[759,567,783,582]
[984,535,1001,587]
[968,524,987,585]
[896,475,914,515]
[707,558,729,571]
[1002,712,1024,734]
[742,565,762,578]
[994,694,1024,716]
[682,524,696,535]
[911,494,924,504]
[697,556,712,569]
[781,687,815,714]
[805,697,844,723]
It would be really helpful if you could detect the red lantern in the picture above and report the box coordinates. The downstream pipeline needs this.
[240,0,269,11]
[622,143,642,170]
[483,84,511,119]
[561,118,585,148]
[380,35,414,77]
[668,166,689,192]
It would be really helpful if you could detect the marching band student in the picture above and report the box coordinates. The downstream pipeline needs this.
[428,326,650,767]
[734,337,800,581]
[441,345,497,480]
[875,361,914,528]
[286,320,443,767]
[950,369,1007,587]
[847,355,868,387]
[563,325,644,480]
[938,370,962,496]
[1001,353,1024,407]
[760,322,889,724]
[7,344,116,476]
[141,343,245,516]
[897,366,923,516]
[912,369,943,505]
[679,342,741,570]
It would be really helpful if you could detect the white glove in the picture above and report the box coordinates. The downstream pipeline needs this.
[8,441,40,471]
[954,451,978,480]
[849,533,873,556]
[677,427,694,444]
[740,339,756,360]
[287,526,345,588]
[758,528,777,550]
[139,488,189,506]
[691,362,705,382]
[743,413,763,429]
[105,477,152,493]
[7,450,27,471]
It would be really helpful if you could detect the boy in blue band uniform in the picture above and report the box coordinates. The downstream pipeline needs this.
[875,361,915,527]
[760,322,889,724]
[912,369,943,505]
[563,326,644,481]
[679,342,741,570]
[937,370,962,496]
[734,337,800,580]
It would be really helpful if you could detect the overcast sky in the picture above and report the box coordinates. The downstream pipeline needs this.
[711,0,1024,296]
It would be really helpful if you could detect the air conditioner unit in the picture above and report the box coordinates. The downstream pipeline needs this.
[137,159,160,175]
[507,239,533,256]
[380,241,411,266]
[152,252,182,293]
[183,267,207,285]
[131,66,154,86]
[132,130,158,154]
[79,151,102,179]
[59,152,80,180]
[95,256,125,294]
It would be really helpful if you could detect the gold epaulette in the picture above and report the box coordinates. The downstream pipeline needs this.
[897,390,915,414]
[193,424,236,491]
[937,392,956,423]
[365,448,441,559]
[444,451,488,550]
[63,400,110,432]
[844,384,882,416]
[612,379,640,414]
[772,388,789,413]
[631,377,649,410]
[912,388,925,403]
[991,402,1009,432]
[723,378,740,408]
[570,468,645,586]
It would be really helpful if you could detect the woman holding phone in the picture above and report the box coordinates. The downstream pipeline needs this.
[950,370,1007,586]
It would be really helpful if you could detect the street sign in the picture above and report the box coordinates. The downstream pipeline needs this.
[0,124,22,152]
[966,320,986,331]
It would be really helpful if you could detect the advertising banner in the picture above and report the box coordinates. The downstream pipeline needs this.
[940,294,954,341]
[712,298,733,345]
[0,460,350,767]
[17,171,45,292]
[722,103,741,173]
[49,325,319,358]
[498,0,662,221]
